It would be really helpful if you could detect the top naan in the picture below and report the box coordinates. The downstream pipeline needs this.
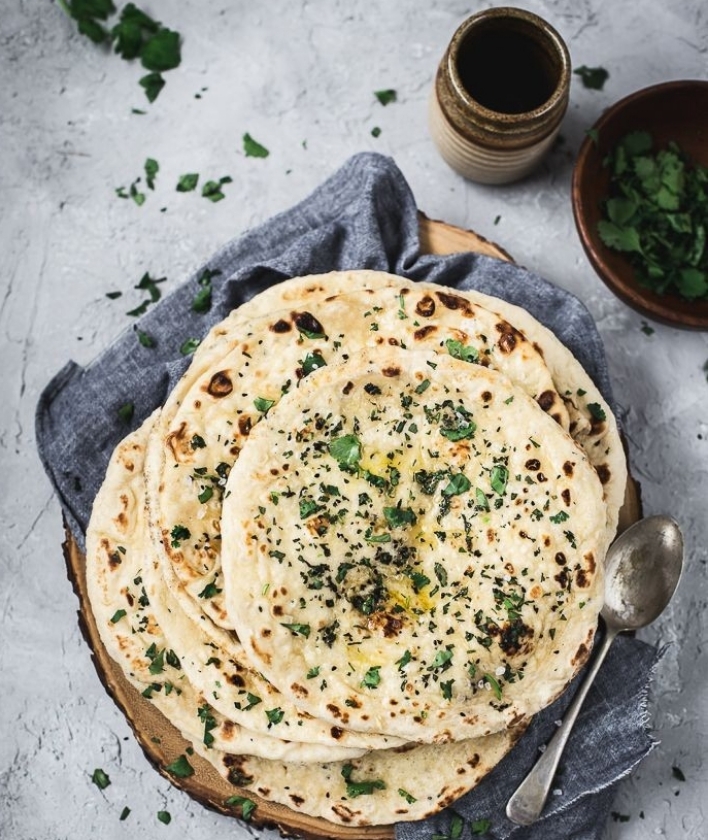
[220,348,608,743]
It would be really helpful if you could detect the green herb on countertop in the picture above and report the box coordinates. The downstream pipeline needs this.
[611,812,631,823]
[672,765,686,782]
[243,133,270,158]
[144,157,159,189]
[202,176,233,202]
[371,126,382,138]
[179,337,201,356]
[640,320,655,336]
[573,65,609,90]
[91,767,111,789]
[58,1,181,102]
[119,806,131,820]
[374,89,397,106]
[598,131,708,300]
[126,272,166,316]
[471,817,492,834]
[116,178,145,206]
[156,810,171,824]
[176,172,199,192]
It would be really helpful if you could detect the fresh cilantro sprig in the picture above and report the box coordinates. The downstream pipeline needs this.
[58,0,181,102]
[598,131,708,300]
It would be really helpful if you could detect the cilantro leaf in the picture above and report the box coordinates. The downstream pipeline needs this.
[374,89,397,106]
[176,172,199,192]
[91,767,111,789]
[140,27,181,72]
[139,72,165,102]
[243,133,270,158]
[573,65,609,90]
[165,754,194,778]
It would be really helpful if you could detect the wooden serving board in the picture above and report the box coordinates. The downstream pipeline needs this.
[63,215,640,840]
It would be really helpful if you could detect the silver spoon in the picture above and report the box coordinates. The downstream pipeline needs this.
[506,514,683,826]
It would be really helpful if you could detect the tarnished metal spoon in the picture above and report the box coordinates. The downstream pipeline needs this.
[506,515,683,826]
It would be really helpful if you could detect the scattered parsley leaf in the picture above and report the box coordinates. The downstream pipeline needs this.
[587,402,607,422]
[176,172,199,192]
[202,176,232,202]
[225,795,257,820]
[119,806,131,821]
[105,290,122,299]
[156,810,171,824]
[110,608,127,623]
[471,817,492,835]
[445,338,479,363]
[179,337,200,355]
[640,320,655,335]
[573,65,609,90]
[140,26,180,72]
[243,133,270,158]
[374,89,397,106]
[117,402,134,423]
[170,524,190,547]
[362,666,381,688]
[135,327,155,348]
[91,767,111,790]
[254,396,275,413]
[265,707,284,727]
[398,788,417,804]
[165,754,194,778]
[139,72,165,102]
[341,763,386,797]
[144,157,159,189]
[672,765,686,782]
[371,126,381,137]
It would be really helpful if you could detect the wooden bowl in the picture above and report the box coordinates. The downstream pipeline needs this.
[572,80,708,330]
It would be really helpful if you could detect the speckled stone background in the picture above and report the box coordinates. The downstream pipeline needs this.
[1,1,707,838]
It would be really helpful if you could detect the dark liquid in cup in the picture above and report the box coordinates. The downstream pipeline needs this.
[457,28,558,114]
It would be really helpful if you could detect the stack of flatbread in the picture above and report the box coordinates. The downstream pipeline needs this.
[86,271,626,827]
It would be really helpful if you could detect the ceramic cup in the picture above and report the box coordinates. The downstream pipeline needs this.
[429,7,571,184]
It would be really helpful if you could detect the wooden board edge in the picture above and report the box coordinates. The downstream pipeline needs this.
[61,215,640,840]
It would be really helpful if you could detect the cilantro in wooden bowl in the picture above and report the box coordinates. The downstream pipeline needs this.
[572,80,708,329]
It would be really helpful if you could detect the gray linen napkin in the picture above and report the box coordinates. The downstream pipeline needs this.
[35,152,659,839]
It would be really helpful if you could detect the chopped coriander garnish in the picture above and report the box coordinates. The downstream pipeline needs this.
[165,754,194,778]
[144,157,159,189]
[225,794,257,820]
[202,176,232,202]
[362,666,381,689]
[374,89,397,106]
[91,767,111,790]
[573,65,609,90]
[179,337,201,356]
[170,524,191,547]
[243,133,270,158]
[280,622,311,638]
[341,763,386,797]
[135,328,155,348]
[445,338,479,363]
[398,788,417,804]
[117,402,134,424]
[110,609,127,623]
[156,810,171,824]
[254,396,275,413]
[119,806,131,821]
[265,707,284,727]
[176,172,199,192]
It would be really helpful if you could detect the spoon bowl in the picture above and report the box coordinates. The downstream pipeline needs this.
[506,515,683,826]
[603,515,684,632]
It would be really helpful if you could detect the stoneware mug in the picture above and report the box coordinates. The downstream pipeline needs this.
[429,7,571,184]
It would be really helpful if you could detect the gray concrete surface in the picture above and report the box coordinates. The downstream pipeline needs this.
[1,1,707,838]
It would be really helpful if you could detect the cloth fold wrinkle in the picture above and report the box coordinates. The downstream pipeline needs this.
[35,151,658,840]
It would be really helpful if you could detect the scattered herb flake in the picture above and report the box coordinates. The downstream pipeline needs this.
[573,65,609,90]
[176,172,199,192]
[119,806,131,821]
[165,754,194,778]
[374,89,397,106]
[179,337,201,356]
[225,795,257,820]
[117,402,134,423]
[144,157,159,189]
[91,767,111,790]
[156,810,171,824]
[243,133,270,158]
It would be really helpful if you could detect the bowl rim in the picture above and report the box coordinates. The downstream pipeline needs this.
[572,79,708,330]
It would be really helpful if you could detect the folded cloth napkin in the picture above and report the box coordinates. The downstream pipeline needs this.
[36,152,659,839]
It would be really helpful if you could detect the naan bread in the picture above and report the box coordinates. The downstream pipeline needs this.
[85,416,395,762]
[145,279,569,634]
[221,349,607,743]
[190,726,522,826]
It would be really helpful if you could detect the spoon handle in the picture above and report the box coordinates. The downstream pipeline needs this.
[506,627,618,826]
